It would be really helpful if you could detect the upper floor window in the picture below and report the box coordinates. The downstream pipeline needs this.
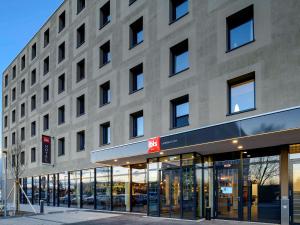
[43,114,49,131]
[44,28,50,48]
[129,0,137,6]
[130,17,143,49]
[100,1,111,29]
[12,132,16,145]
[20,151,25,165]
[31,43,37,60]
[4,115,8,128]
[43,56,50,75]
[31,95,36,111]
[21,55,26,70]
[76,94,85,117]
[4,137,8,149]
[12,110,16,123]
[58,137,65,156]
[4,74,8,87]
[12,66,16,79]
[130,111,144,138]
[100,122,111,145]
[58,42,65,63]
[58,73,65,94]
[43,85,49,103]
[31,148,36,162]
[20,79,25,94]
[77,0,85,14]
[58,11,66,33]
[31,121,36,137]
[228,73,255,114]
[76,59,85,82]
[130,63,143,93]
[100,81,111,106]
[77,130,85,151]
[227,5,254,51]
[4,95,8,108]
[76,23,85,48]
[170,0,188,23]
[171,95,189,128]
[20,103,25,118]
[31,69,36,86]
[21,127,25,141]
[12,87,16,102]
[58,105,65,125]
[100,41,111,67]
[170,39,189,75]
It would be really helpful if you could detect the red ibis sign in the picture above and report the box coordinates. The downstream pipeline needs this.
[148,137,160,154]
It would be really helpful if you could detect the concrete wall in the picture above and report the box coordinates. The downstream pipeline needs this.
[2,0,300,177]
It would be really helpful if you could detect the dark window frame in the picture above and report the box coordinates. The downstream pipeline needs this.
[31,69,36,86]
[20,151,25,165]
[100,41,111,68]
[129,17,143,49]
[100,122,111,146]
[76,95,85,117]
[58,137,65,156]
[171,95,189,129]
[129,0,137,6]
[21,127,25,141]
[76,23,85,48]
[31,121,36,137]
[21,55,26,70]
[58,11,66,33]
[44,28,50,48]
[130,110,144,138]
[4,74,8,87]
[58,73,65,94]
[170,39,189,76]
[43,85,49,103]
[43,56,50,75]
[21,102,25,118]
[12,66,16,79]
[100,1,111,29]
[58,105,65,125]
[20,79,26,94]
[100,81,111,107]
[31,147,36,163]
[31,43,37,60]
[58,42,66,63]
[169,0,189,24]
[76,59,85,82]
[31,95,36,111]
[43,114,49,131]
[77,0,85,14]
[77,130,85,151]
[129,63,144,94]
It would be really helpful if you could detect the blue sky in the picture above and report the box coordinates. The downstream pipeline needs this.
[0,0,63,149]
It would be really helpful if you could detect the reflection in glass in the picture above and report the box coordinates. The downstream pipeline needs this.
[131,164,147,213]
[33,176,39,205]
[229,20,254,50]
[48,174,55,206]
[27,178,33,204]
[82,169,95,208]
[40,175,47,203]
[112,167,130,211]
[182,167,194,219]
[58,172,68,207]
[96,167,111,210]
[70,171,81,208]
[148,161,159,216]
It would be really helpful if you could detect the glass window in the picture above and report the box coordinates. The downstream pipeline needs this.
[100,41,111,67]
[82,169,95,209]
[58,172,68,207]
[77,0,85,14]
[58,11,66,32]
[58,105,65,125]
[43,114,49,131]
[77,23,85,48]
[171,39,189,75]
[31,69,36,86]
[172,95,189,128]
[31,95,36,111]
[77,130,85,151]
[131,163,147,213]
[31,121,36,137]
[130,17,143,48]
[48,174,55,206]
[100,81,111,106]
[58,137,65,156]
[148,160,159,216]
[43,85,49,103]
[131,111,144,138]
[70,171,81,208]
[31,43,37,60]
[76,95,85,116]
[43,56,49,75]
[100,1,111,29]
[227,5,254,51]
[58,73,65,94]
[76,59,85,82]
[130,64,143,93]
[40,175,48,203]
[31,147,36,163]
[100,122,111,145]
[44,29,49,47]
[229,75,255,114]
[58,42,65,63]
[112,167,130,211]
[96,167,111,210]
[170,0,189,22]
[27,177,33,204]
[33,176,39,205]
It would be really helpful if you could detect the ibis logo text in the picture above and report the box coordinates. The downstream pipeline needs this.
[148,137,161,154]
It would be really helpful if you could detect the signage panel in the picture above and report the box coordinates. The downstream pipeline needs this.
[42,135,51,164]
[148,137,160,153]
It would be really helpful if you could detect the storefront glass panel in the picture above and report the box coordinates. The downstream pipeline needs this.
[33,176,39,204]
[112,166,130,211]
[58,172,68,207]
[69,171,81,208]
[182,166,194,219]
[96,167,111,210]
[82,169,95,208]
[148,159,159,216]
[48,174,55,206]
[131,164,147,213]
[27,177,33,204]
[40,175,47,203]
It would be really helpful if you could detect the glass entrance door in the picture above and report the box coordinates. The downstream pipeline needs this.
[160,169,181,218]
[216,166,239,219]
[292,162,300,224]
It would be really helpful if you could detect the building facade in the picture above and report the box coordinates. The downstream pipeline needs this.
[2,0,300,224]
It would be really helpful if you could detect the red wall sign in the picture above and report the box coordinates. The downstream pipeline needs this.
[42,135,51,164]
[148,137,161,154]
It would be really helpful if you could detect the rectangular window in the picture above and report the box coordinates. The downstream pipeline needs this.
[12,66,16,79]
[58,137,65,156]
[76,59,85,82]
[43,114,49,131]
[31,43,37,60]
[21,55,26,70]
[31,95,36,111]
[12,154,15,167]
[228,73,255,114]
[100,1,111,29]
[31,69,36,86]
[12,87,16,101]
[31,147,36,163]
[12,132,16,145]
[21,103,25,118]
[31,121,36,137]
[100,41,111,67]
[58,105,65,125]
[57,75,65,95]
[100,122,111,145]
[43,56,49,75]
[58,11,66,32]
[4,137,8,148]
[4,116,8,128]
[21,79,25,94]
[4,74,8,87]
[58,42,65,63]
[4,95,8,107]
[43,85,49,103]
[20,152,25,165]
[76,94,85,117]
[100,81,111,106]
[129,0,137,5]
[227,5,254,51]
[77,0,85,14]
[44,28,50,47]
[21,127,25,141]
[77,23,85,48]
[171,95,189,128]
[77,130,85,151]
[170,0,189,23]
[170,39,189,75]
[130,17,143,48]
[12,110,16,123]
[130,63,143,93]
[131,111,144,138]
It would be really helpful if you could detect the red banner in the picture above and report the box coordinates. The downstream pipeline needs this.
[148,137,160,154]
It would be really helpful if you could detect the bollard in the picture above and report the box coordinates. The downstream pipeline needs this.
[40,200,44,214]
[205,207,211,220]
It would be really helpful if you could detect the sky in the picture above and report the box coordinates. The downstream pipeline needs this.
[0,0,64,153]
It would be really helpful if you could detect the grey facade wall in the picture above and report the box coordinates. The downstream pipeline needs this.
[2,0,300,177]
